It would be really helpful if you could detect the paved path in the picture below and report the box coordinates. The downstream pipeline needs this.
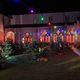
[72,46,80,56]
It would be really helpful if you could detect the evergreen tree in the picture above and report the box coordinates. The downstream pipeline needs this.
[3,41,12,58]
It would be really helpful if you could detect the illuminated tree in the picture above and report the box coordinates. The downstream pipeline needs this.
[3,41,12,58]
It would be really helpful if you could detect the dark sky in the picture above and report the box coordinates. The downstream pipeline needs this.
[0,0,80,15]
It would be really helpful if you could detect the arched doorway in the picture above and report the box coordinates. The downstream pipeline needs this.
[5,31,15,43]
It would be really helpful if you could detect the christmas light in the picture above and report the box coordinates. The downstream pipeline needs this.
[40,16,44,22]
[30,9,34,14]
[48,22,51,26]
[53,34,57,43]
[39,16,44,23]
[54,26,57,29]
[29,8,35,14]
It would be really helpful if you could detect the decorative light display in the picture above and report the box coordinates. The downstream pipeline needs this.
[29,8,35,14]
[61,30,64,33]
[4,24,80,45]
[53,34,58,43]
[60,34,64,42]
[66,34,69,43]
[57,30,60,35]
[54,26,57,29]
[40,16,44,21]
[71,35,75,44]
[47,30,51,36]
[48,22,52,26]
[74,31,76,35]
[40,30,51,43]
[30,9,34,14]
[22,32,32,44]
[40,16,44,23]
[40,36,43,42]
[66,34,75,44]
[77,33,80,42]
[64,31,66,34]
[5,31,15,43]
[22,37,25,44]
[61,35,64,42]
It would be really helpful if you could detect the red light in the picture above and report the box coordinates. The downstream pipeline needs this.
[48,22,51,26]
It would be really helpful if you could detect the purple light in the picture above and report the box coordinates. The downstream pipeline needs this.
[30,9,34,13]
[62,30,64,32]
[29,8,35,14]
[29,7,36,14]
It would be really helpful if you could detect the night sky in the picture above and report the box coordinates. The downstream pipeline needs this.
[0,0,80,15]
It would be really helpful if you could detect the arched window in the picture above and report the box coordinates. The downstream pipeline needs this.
[5,31,15,43]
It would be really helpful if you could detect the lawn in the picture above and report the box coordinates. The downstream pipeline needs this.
[0,49,80,80]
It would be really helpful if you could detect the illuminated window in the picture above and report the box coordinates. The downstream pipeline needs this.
[5,31,15,43]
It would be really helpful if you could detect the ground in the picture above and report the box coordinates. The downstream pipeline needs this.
[0,49,80,80]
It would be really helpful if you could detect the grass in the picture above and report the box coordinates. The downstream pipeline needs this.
[0,49,80,80]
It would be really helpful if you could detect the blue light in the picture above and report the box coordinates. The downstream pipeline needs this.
[47,30,51,36]
[77,29,80,34]
[14,0,20,4]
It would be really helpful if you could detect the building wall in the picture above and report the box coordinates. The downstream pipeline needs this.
[0,14,4,43]
[11,11,80,25]
[4,12,80,43]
